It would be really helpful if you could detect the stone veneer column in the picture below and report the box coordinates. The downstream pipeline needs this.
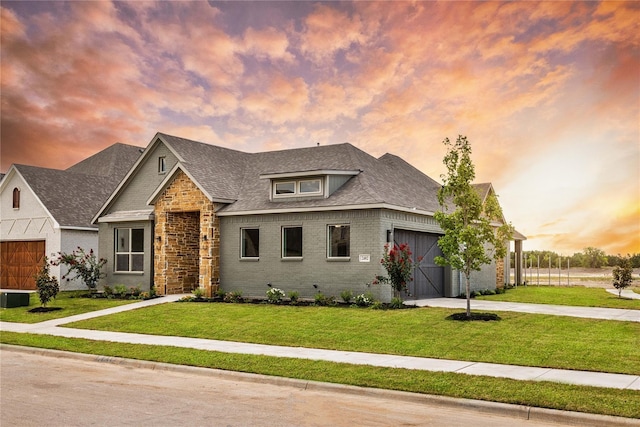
[153,170,220,295]
[495,257,505,289]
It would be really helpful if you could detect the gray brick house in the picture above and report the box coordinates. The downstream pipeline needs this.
[94,133,525,301]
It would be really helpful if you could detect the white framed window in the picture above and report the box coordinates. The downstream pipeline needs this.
[241,228,260,259]
[273,178,323,198]
[328,225,350,258]
[115,228,144,272]
[158,156,166,174]
[274,181,296,195]
[282,226,303,258]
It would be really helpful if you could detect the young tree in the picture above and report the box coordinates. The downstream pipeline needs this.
[434,135,513,318]
[35,257,59,307]
[51,247,106,291]
[612,256,633,297]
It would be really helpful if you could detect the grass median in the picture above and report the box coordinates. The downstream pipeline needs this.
[1,333,638,419]
[63,302,640,375]
[0,291,136,324]
[476,285,640,309]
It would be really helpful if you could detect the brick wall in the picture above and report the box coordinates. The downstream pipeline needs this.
[154,170,219,295]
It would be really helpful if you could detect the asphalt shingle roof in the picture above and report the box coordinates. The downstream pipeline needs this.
[157,133,444,214]
[14,143,141,228]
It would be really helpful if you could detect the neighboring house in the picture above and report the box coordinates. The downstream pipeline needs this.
[94,133,525,301]
[0,143,142,290]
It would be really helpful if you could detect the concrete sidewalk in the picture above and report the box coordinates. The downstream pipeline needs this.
[2,294,639,391]
[407,297,640,322]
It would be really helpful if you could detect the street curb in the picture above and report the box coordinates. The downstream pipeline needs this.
[3,344,638,426]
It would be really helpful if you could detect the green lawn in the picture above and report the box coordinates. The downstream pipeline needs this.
[64,303,640,375]
[0,291,136,323]
[476,285,640,309]
[1,334,638,419]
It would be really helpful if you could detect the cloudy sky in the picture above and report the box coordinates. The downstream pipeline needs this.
[1,1,638,255]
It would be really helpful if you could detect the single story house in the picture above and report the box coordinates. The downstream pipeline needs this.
[0,143,141,290]
[94,133,525,301]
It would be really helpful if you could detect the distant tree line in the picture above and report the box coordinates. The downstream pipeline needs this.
[511,247,640,269]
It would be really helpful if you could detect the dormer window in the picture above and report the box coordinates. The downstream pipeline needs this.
[273,178,322,198]
[275,181,296,195]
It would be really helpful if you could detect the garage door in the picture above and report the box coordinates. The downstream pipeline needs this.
[0,241,46,290]
[394,230,444,298]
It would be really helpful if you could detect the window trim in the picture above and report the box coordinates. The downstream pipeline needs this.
[274,181,296,197]
[158,156,166,174]
[327,224,351,259]
[240,227,260,260]
[281,226,303,259]
[114,228,145,273]
[273,178,323,198]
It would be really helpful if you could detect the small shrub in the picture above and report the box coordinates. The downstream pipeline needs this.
[340,290,353,303]
[354,293,373,307]
[113,284,128,298]
[314,292,335,306]
[192,287,205,299]
[371,301,384,310]
[34,257,59,307]
[389,297,404,309]
[130,286,142,297]
[495,287,506,294]
[224,290,243,303]
[288,291,299,304]
[103,285,113,297]
[266,287,286,304]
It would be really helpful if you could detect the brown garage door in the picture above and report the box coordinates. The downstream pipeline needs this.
[0,241,46,290]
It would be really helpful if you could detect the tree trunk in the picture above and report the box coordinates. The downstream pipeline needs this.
[465,273,471,318]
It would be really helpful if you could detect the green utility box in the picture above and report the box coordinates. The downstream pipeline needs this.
[1,292,31,308]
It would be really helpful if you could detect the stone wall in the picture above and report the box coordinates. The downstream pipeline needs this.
[154,170,219,295]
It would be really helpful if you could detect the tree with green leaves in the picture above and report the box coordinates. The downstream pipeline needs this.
[583,247,608,268]
[434,135,514,318]
[612,256,633,297]
[34,257,59,307]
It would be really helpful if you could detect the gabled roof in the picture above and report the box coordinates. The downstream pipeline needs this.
[95,133,521,238]
[133,134,444,215]
[10,165,121,229]
[66,142,142,178]
[2,143,141,229]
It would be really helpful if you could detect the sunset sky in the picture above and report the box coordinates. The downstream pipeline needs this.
[1,1,638,255]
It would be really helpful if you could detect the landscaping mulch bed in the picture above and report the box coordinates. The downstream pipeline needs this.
[446,312,501,321]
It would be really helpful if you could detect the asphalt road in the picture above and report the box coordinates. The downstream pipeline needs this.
[0,349,596,427]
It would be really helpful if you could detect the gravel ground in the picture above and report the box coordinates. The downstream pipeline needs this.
[510,267,640,288]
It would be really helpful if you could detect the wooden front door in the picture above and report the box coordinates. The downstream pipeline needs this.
[0,241,46,290]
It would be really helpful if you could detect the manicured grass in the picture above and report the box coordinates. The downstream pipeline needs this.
[476,285,640,309]
[1,334,638,419]
[65,303,640,375]
[0,291,136,324]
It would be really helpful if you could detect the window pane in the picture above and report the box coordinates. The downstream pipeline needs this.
[131,229,144,252]
[242,228,260,258]
[131,254,144,271]
[116,254,129,271]
[116,229,130,252]
[283,227,302,257]
[300,180,321,193]
[275,182,295,195]
[329,225,350,257]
